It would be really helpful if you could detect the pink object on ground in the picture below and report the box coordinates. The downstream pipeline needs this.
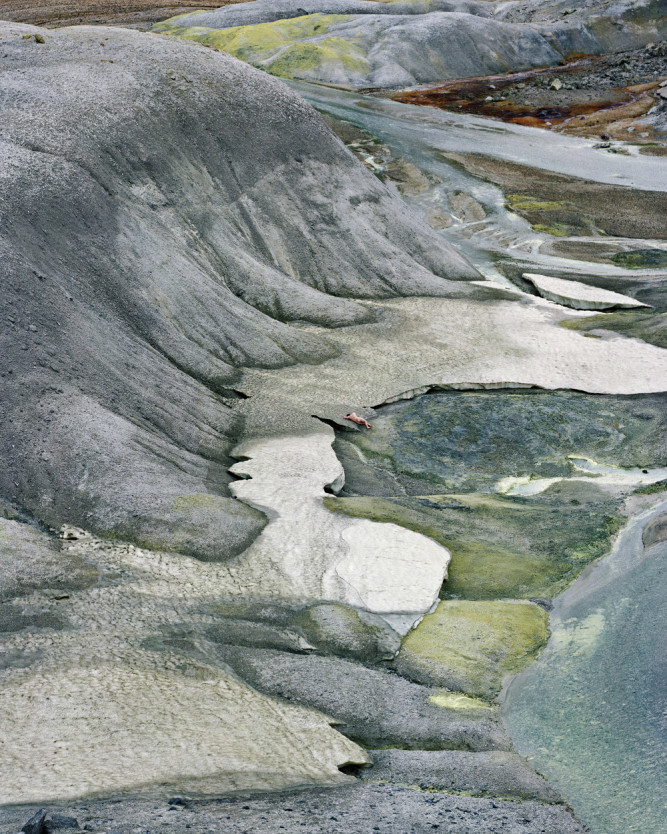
[344,412,372,429]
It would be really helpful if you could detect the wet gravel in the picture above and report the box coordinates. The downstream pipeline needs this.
[0,784,585,834]
[501,43,667,107]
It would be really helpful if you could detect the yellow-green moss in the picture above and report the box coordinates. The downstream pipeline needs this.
[324,492,623,601]
[428,690,495,713]
[443,538,550,600]
[634,478,667,495]
[171,493,221,512]
[507,194,567,212]
[154,14,363,79]
[265,37,367,78]
[531,222,571,237]
[611,249,667,269]
[560,311,667,350]
[395,600,549,701]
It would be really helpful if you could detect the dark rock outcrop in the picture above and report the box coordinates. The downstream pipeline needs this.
[21,809,47,834]
[213,645,511,751]
[358,749,562,802]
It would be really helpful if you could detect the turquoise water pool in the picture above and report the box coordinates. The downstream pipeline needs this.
[503,503,667,834]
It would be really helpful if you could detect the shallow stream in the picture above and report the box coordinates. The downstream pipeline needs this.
[504,502,667,834]
[293,80,667,292]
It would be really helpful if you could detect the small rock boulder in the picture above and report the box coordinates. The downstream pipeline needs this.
[21,809,47,834]
[45,814,80,832]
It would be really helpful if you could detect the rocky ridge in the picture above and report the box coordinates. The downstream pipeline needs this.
[0,20,479,561]
[153,0,666,88]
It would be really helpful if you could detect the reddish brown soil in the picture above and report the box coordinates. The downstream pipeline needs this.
[389,59,655,129]
[0,0,250,28]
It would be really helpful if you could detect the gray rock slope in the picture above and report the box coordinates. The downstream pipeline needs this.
[157,0,666,88]
[184,0,496,29]
[0,22,481,558]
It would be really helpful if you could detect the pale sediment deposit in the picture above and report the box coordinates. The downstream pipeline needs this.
[1,3,666,832]
[522,271,650,310]
[229,432,451,626]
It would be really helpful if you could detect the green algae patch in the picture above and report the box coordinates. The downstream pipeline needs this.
[334,390,667,495]
[330,390,665,605]
[442,152,664,239]
[429,691,495,713]
[634,478,667,495]
[505,194,594,237]
[153,14,365,80]
[531,222,573,237]
[325,488,626,601]
[444,537,555,601]
[395,601,548,701]
[507,194,567,212]
[560,310,667,349]
[611,249,667,269]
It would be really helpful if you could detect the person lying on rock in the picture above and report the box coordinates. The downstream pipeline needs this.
[345,412,372,429]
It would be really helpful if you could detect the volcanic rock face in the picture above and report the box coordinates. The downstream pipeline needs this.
[0,21,478,559]
[154,0,666,88]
